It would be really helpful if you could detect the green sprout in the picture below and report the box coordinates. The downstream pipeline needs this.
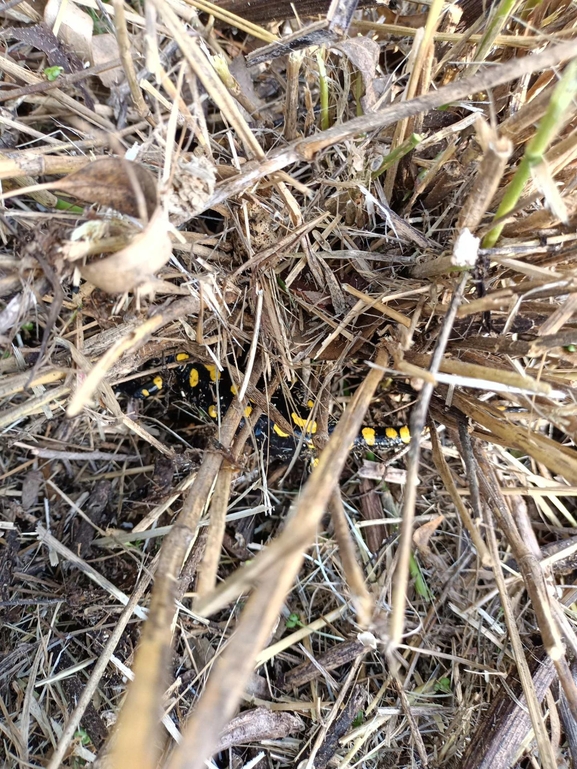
[483,58,577,248]
[55,198,84,213]
[75,728,91,746]
[434,677,451,694]
[44,66,64,81]
[409,553,432,601]
[352,710,365,728]
[286,612,303,629]
[372,134,423,179]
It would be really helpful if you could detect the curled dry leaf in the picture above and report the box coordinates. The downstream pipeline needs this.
[215,708,304,753]
[44,0,93,63]
[92,33,125,88]
[334,37,382,112]
[54,157,158,219]
[412,514,445,555]
[80,206,172,294]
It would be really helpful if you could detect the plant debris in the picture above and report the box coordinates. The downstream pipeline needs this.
[0,0,577,768]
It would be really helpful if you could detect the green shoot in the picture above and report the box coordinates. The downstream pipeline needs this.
[372,134,423,180]
[44,66,64,81]
[483,57,577,248]
[409,552,432,601]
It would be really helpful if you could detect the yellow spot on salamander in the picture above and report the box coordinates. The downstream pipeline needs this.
[385,427,398,440]
[310,456,320,468]
[208,404,218,418]
[400,425,411,444]
[362,427,376,446]
[176,353,190,362]
[307,399,315,408]
[189,368,199,388]
[244,405,253,418]
[204,364,219,382]
[152,376,163,391]
[291,412,317,434]
[140,388,150,398]
[273,424,290,438]
[230,384,237,395]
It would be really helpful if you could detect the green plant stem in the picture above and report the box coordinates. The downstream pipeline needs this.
[472,0,520,69]
[483,57,577,248]
[372,133,423,179]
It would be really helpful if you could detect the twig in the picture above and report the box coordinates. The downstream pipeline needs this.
[388,272,468,649]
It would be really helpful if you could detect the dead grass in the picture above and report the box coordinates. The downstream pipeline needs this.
[0,0,576,768]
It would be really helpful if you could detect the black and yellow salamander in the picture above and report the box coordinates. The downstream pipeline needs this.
[128,353,413,458]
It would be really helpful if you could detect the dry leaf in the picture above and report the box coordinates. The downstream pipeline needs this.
[55,158,158,219]
[21,470,43,511]
[334,37,381,112]
[44,0,93,63]
[8,23,94,109]
[9,23,74,71]
[215,708,304,752]
[92,33,125,88]
[412,514,445,555]
[80,206,171,294]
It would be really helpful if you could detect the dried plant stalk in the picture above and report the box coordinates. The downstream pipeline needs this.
[456,131,513,233]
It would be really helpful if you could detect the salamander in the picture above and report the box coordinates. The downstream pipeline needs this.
[127,354,414,457]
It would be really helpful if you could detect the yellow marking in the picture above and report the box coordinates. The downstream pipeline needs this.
[244,405,253,418]
[385,427,399,440]
[307,399,315,408]
[400,425,411,444]
[362,427,376,446]
[189,368,199,388]
[140,388,150,398]
[230,384,237,395]
[291,412,317,434]
[204,364,219,382]
[208,404,218,418]
[152,376,164,391]
[310,457,320,468]
[273,424,290,438]
[176,353,190,361]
